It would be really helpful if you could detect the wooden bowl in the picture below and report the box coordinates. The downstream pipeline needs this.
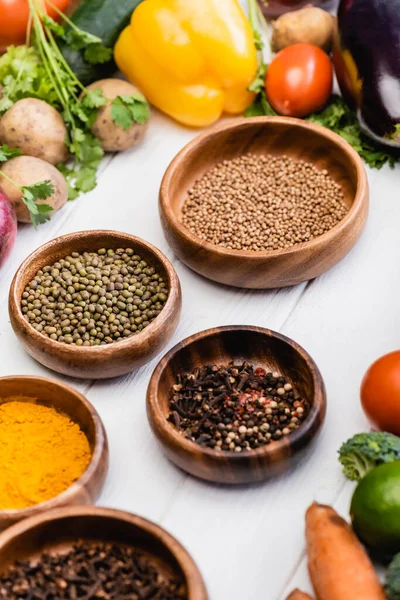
[0,376,108,529]
[9,230,182,379]
[0,506,208,599]
[159,116,369,289]
[147,325,327,484]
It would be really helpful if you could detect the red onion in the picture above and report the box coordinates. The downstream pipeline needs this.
[0,192,17,268]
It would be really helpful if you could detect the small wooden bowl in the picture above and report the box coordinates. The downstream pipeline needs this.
[147,326,326,484]
[0,506,208,599]
[159,116,369,289]
[0,376,108,529]
[9,230,182,379]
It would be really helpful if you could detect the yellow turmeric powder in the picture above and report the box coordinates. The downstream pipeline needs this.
[0,399,92,510]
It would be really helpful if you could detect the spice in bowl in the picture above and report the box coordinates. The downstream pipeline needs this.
[21,248,169,346]
[182,153,348,251]
[0,541,187,599]
[0,399,91,510]
[168,362,309,451]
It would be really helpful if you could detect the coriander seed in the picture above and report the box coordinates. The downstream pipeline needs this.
[182,153,348,251]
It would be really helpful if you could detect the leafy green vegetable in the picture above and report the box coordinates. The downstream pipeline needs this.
[84,44,113,65]
[21,181,55,227]
[338,432,400,481]
[308,96,400,169]
[111,94,150,130]
[386,553,400,600]
[0,145,21,162]
[42,6,113,65]
[0,46,58,113]
[0,1,119,203]
[0,145,54,226]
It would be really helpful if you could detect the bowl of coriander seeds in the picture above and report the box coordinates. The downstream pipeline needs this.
[159,116,369,289]
[147,325,327,484]
[9,230,182,379]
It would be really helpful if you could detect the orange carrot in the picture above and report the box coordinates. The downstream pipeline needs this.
[286,589,314,600]
[306,503,385,600]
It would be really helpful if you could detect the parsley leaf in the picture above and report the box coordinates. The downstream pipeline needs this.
[42,15,65,37]
[247,63,267,95]
[111,94,150,130]
[81,89,108,110]
[0,45,59,113]
[64,29,103,51]
[0,145,21,162]
[84,44,113,65]
[20,180,54,228]
[307,96,400,169]
[245,90,276,117]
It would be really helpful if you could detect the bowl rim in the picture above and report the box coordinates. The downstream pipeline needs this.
[159,116,368,259]
[147,324,327,463]
[9,229,181,356]
[0,375,108,517]
[0,505,208,598]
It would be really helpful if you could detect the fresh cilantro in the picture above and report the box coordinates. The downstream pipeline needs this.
[64,29,103,51]
[245,90,276,117]
[247,63,267,95]
[307,96,400,169]
[0,3,113,214]
[80,89,108,125]
[84,44,113,65]
[111,94,150,130]
[0,145,21,162]
[0,45,59,113]
[81,89,108,109]
[20,180,54,228]
[42,15,65,37]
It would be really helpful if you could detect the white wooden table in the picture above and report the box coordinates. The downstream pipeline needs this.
[0,107,398,599]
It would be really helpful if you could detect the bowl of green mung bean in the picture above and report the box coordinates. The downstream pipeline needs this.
[9,230,182,379]
[160,116,369,289]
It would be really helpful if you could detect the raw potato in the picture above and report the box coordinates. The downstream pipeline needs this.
[306,503,386,600]
[286,590,314,600]
[0,99,69,165]
[0,156,68,223]
[271,7,335,53]
[85,79,149,152]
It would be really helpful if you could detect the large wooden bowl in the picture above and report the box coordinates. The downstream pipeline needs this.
[159,117,369,289]
[147,326,327,484]
[9,230,182,379]
[0,506,208,599]
[0,376,108,529]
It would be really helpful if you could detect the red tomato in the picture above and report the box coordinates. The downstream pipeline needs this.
[361,351,400,435]
[265,43,333,117]
[0,0,71,47]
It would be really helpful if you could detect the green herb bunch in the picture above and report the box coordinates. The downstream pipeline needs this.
[0,0,150,205]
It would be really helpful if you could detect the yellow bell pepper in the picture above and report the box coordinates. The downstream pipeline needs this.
[114,0,258,127]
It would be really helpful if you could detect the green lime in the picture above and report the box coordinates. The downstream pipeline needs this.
[351,461,400,558]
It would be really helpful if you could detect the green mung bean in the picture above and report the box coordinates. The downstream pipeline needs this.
[21,248,169,346]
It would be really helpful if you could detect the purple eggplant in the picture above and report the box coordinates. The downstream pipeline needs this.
[334,0,400,146]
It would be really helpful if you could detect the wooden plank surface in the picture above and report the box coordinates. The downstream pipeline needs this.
[0,106,397,599]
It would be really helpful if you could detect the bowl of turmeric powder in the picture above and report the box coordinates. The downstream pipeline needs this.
[0,375,108,529]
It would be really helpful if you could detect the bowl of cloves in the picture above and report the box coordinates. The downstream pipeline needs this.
[0,506,208,600]
[146,325,327,484]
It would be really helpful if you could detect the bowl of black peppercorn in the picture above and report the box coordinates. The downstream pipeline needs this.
[146,325,327,484]
[9,230,182,379]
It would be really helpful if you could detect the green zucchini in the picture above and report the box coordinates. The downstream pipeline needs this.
[60,0,143,86]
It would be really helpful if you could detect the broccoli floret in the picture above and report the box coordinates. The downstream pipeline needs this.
[386,553,400,600]
[338,432,400,481]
